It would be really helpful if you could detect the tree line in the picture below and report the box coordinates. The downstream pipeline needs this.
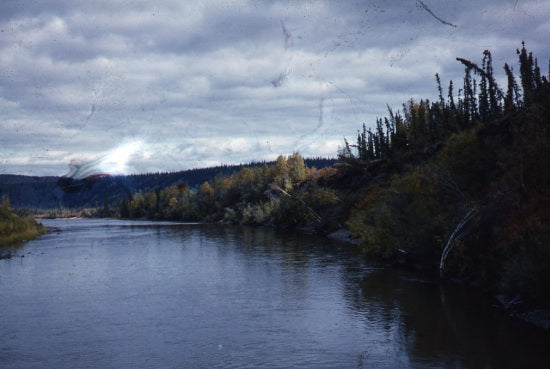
[109,43,549,307]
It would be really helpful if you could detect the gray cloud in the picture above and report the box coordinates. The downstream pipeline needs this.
[0,0,549,175]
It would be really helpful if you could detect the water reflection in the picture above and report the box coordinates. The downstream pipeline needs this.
[164,223,550,369]
[1,219,548,369]
[344,269,550,369]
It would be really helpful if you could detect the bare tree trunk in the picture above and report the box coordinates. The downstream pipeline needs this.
[440,209,477,278]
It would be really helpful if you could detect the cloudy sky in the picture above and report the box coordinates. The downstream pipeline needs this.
[1,0,548,176]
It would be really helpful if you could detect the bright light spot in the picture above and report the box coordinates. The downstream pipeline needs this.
[63,139,147,179]
[98,140,142,175]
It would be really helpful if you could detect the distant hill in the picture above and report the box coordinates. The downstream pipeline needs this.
[0,158,336,209]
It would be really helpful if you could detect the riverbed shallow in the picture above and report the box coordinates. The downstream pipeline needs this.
[1,219,549,368]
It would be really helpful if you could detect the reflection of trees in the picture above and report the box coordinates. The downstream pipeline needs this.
[341,268,550,369]
[135,223,549,369]
[166,224,339,301]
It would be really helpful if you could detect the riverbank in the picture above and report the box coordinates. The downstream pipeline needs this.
[0,197,46,253]
[272,222,550,331]
[31,208,99,219]
[186,217,550,330]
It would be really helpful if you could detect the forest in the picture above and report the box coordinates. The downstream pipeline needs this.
[110,44,549,309]
[0,158,336,210]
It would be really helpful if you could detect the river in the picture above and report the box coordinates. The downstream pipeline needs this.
[1,219,548,368]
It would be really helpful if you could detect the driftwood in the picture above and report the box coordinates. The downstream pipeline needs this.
[440,209,478,278]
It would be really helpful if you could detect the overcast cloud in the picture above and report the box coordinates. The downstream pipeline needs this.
[0,0,548,176]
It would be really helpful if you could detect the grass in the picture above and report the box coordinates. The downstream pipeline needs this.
[0,197,46,248]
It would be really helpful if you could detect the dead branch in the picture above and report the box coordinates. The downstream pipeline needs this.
[440,209,478,277]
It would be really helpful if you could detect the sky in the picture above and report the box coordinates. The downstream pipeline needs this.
[0,0,548,176]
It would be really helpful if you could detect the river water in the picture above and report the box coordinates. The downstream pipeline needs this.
[1,219,548,368]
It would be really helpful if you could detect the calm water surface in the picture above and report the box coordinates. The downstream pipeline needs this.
[1,219,549,368]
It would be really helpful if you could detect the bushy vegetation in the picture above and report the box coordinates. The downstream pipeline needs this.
[0,196,45,249]
[342,43,550,305]
[114,152,340,230]
[117,44,549,307]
